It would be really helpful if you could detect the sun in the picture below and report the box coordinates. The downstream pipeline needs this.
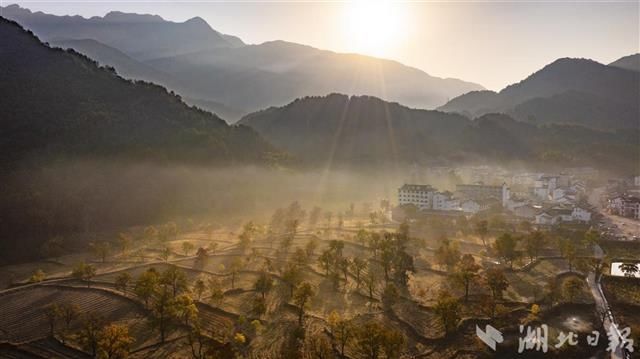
[343,0,407,57]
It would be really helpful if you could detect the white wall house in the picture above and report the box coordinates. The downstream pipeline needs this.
[571,207,592,222]
[607,196,640,219]
[533,186,550,201]
[461,199,481,214]
[552,188,566,201]
[535,212,558,225]
[460,199,496,214]
[536,206,591,225]
[432,192,459,211]
[455,182,510,207]
[444,199,461,211]
[513,204,537,219]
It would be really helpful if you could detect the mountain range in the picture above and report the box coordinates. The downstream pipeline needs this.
[438,57,640,130]
[0,17,275,168]
[240,94,638,172]
[1,4,484,121]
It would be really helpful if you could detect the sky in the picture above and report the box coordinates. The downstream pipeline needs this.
[3,0,639,90]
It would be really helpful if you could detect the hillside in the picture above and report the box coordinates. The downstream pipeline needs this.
[240,94,638,171]
[0,17,275,167]
[50,38,244,121]
[609,53,640,72]
[0,17,278,262]
[438,58,640,130]
[2,5,484,117]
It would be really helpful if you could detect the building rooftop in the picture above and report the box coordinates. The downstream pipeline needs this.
[456,183,505,190]
[399,184,435,192]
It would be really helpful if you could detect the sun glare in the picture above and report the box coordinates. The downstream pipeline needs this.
[343,0,407,57]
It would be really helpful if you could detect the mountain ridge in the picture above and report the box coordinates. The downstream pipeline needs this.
[438,57,640,129]
[609,53,640,72]
[240,93,637,172]
[1,4,484,117]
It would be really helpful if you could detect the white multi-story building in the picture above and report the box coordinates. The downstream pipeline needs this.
[398,184,461,212]
[455,182,510,207]
[432,191,455,211]
[398,184,436,210]
[608,195,640,219]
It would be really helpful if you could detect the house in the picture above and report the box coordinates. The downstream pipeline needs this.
[570,180,586,193]
[608,196,625,214]
[513,204,538,219]
[432,191,460,211]
[622,197,640,219]
[608,195,640,219]
[552,188,566,201]
[461,199,481,214]
[505,197,528,211]
[456,182,510,207]
[432,191,450,211]
[460,198,498,214]
[535,212,558,225]
[571,207,592,222]
[535,206,591,225]
[533,186,550,201]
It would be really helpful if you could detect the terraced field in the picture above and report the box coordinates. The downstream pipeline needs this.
[1,220,605,358]
[0,337,90,359]
[392,300,443,339]
[0,285,144,344]
[505,258,570,302]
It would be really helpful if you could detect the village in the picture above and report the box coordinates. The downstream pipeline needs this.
[393,166,640,239]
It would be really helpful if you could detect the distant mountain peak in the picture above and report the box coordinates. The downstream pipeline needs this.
[1,5,245,60]
[102,11,165,23]
[185,16,208,25]
[609,53,640,72]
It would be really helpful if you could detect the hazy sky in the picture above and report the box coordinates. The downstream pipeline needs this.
[4,1,639,90]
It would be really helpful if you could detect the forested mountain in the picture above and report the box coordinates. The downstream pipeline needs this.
[438,58,640,130]
[50,38,244,120]
[240,93,638,171]
[0,17,275,167]
[2,4,484,119]
[609,53,640,72]
[0,17,278,262]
